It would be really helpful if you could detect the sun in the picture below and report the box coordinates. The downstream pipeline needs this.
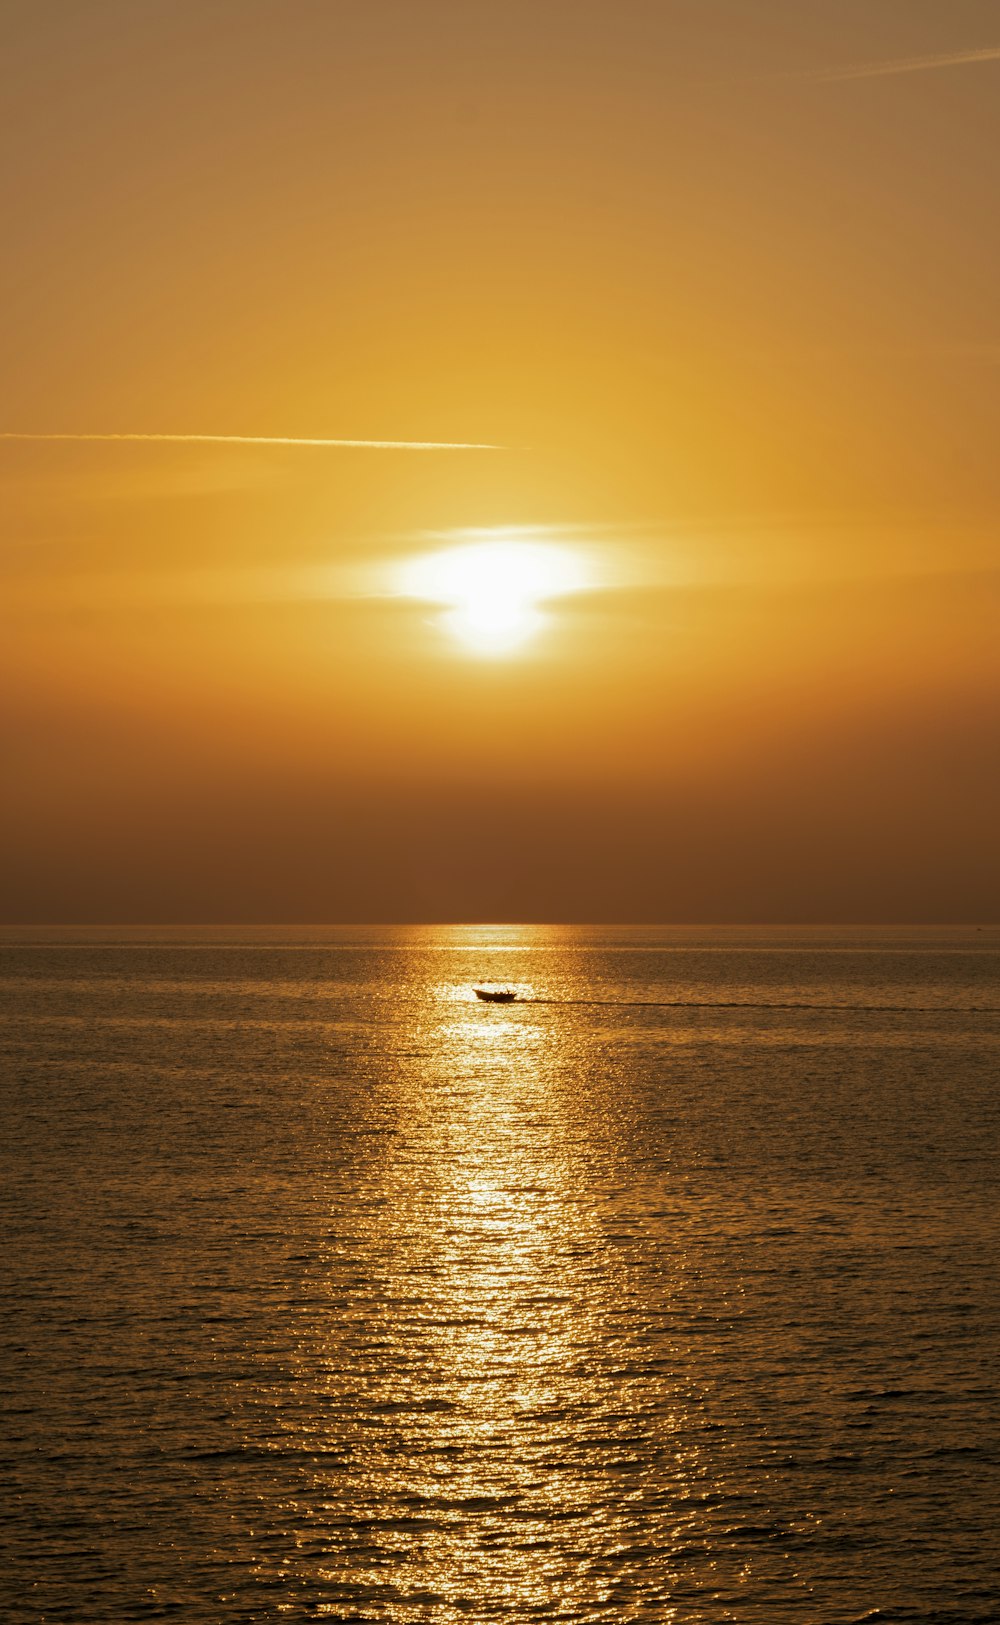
[398,535,590,654]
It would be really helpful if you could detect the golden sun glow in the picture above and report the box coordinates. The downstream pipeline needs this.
[398,537,592,655]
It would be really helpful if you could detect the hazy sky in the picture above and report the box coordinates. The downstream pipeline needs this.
[2,0,998,922]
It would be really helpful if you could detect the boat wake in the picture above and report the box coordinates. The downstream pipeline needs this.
[521,998,1000,1014]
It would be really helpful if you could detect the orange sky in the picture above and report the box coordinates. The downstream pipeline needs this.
[2,0,998,922]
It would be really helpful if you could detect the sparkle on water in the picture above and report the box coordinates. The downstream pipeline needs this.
[1,924,999,1622]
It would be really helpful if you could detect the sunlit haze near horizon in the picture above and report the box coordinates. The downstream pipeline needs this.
[2,0,998,924]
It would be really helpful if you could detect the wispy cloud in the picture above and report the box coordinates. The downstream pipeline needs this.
[802,44,1000,84]
[0,431,501,451]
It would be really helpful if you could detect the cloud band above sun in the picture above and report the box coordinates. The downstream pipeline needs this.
[0,431,501,451]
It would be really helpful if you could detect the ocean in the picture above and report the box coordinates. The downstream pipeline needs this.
[1,925,998,1623]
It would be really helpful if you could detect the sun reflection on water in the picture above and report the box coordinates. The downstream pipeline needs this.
[253,977,722,1619]
[10,929,992,1620]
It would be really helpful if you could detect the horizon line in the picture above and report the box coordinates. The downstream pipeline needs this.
[1,921,993,931]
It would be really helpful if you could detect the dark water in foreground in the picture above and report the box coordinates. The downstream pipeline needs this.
[1,925,999,1624]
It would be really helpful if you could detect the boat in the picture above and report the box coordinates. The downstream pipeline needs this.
[473,987,518,1003]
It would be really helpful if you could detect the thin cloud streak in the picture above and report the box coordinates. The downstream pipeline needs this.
[803,44,1000,84]
[0,431,501,451]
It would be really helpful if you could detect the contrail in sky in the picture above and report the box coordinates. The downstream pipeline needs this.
[804,44,1000,83]
[0,431,501,450]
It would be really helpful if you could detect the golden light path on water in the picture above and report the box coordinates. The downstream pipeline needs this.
[247,966,746,1621]
[4,927,999,1620]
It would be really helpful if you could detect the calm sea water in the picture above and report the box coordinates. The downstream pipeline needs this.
[1,925,998,1623]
